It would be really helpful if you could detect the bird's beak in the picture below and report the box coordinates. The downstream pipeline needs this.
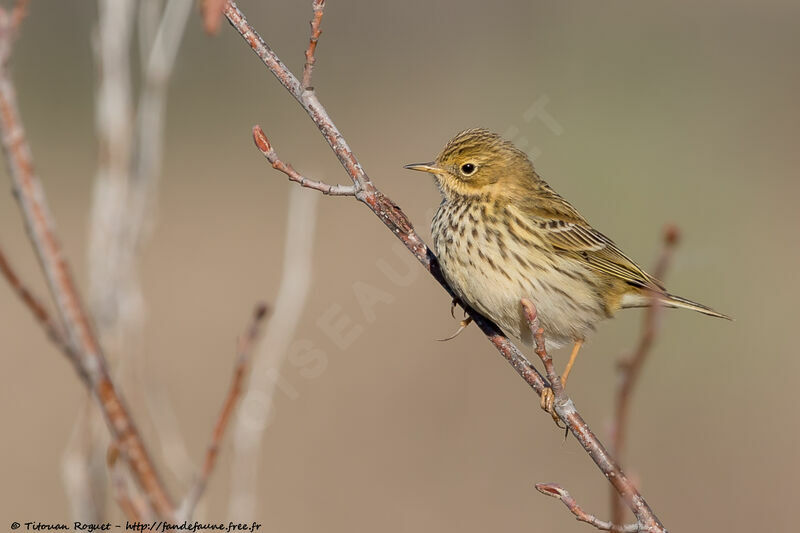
[403,162,439,174]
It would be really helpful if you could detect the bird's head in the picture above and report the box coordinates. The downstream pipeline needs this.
[404,128,539,200]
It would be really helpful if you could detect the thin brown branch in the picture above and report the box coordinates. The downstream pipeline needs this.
[177,303,270,521]
[536,483,641,533]
[0,246,74,357]
[107,443,148,522]
[253,126,356,196]
[223,3,666,531]
[522,300,657,532]
[201,0,228,35]
[302,0,325,89]
[0,10,173,518]
[609,225,679,526]
[10,0,28,31]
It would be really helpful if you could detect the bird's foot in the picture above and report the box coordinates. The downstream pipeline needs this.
[438,316,473,342]
[540,387,564,428]
[449,297,469,319]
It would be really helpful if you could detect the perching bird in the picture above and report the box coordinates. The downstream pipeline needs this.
[405,128,729,403]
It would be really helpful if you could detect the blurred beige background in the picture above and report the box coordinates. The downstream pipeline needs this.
[1,1,799,531]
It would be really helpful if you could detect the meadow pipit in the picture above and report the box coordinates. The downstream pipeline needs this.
[405,128,729,411]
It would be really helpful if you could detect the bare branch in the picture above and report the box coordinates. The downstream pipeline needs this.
[177,304,270,521]
[223,3,666,531]
[302,0,325,89]
[0,9,174,517]
[61,398,109,523]
[0,246,73,357]
[86,2,193,518]
[253,126,356,196]
[609,225,679,526]
[107,443,148,522]
[536,483,641,533]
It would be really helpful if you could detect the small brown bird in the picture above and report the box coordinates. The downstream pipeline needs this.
[405,128,729,398]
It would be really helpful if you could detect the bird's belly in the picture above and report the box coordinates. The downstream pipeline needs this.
[433,212,605,349]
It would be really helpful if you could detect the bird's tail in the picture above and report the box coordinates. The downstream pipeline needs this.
[660,293,732,320]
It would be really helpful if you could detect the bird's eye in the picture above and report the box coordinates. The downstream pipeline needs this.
[460,163,476,175]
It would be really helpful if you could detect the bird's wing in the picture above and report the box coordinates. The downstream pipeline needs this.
[518,192,665,290]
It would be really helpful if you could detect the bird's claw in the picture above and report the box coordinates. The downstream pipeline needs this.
[438,317,473,342]
[449,298,467,319]
[540,387,564,428]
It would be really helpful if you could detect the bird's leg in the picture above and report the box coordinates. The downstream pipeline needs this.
[560,339,584,389]
[540,339,584,428]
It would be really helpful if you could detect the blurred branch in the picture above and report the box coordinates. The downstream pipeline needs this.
[89,0,191,353]
[228,187,319,520]
[108,443,149,521]
[62,397,109,522]
[85,0,192,519]
[201,0,227,35]
[0,7,174,518]
[0,246,73,357]
[609,226,679,527]
[222,2,666,531]
[178,304,270,521]
[79,1,137,520]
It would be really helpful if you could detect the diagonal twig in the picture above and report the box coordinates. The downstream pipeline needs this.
[201,0,228,35]
[0,246,73,358]
[609,225,679,526]
[0,7,174,518]
[107,443,148,522]
[253,127,355,196]
[177,303,270,521]
[537,483,641,533]
[223,2,666,531]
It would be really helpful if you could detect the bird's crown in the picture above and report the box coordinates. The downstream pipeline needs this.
[405,128,541,199]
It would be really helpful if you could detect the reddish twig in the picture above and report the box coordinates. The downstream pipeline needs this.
[177,303,270,520]
[9,0,28,31]
[0,9,174,518]
[537,483,640,533]
[253,127,356,196]
[201,0,227,35]
[609,226,680,526]
[302,0,324,89]
[0,246,75,359]
[223,2,666,531]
